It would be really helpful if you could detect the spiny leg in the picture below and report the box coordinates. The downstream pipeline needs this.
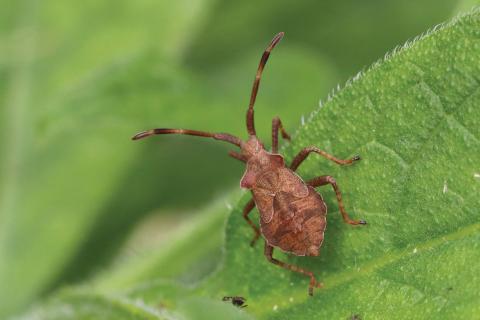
[229,151,247,162]
[307,175,366,225]
[246,32,284,136]
[290,146,360,171]
[264,242,322,296]
[271,116,291,153]
[243,198,260,246]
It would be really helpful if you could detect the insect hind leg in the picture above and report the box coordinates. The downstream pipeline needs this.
[307,175,366,225]
[264,242,323,296]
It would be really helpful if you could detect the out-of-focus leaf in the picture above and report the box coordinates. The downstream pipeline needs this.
[15,287,254,320]
[92,195,241,292]
[0,0,215,317]
[454,1,480,14]
[15,289,165,320]
[184,0,459,79]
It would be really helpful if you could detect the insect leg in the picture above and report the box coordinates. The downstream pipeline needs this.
[264,242,322,296]
[290,146,360,171]
[228,151,247,162]
[246,32,284,137]
[243,198,261,246]
[271,116,291,153]
[307,175,366,225]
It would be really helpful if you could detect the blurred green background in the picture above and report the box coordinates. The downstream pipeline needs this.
[0,0,475,318]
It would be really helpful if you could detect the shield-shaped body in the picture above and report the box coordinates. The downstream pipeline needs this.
[251,166,327,256]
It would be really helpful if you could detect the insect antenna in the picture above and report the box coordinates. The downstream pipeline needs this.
[246,32,284,137]
[132,128,242,147]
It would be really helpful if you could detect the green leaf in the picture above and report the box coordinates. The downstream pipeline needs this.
[0,0,216,317]
[193,9,480,319]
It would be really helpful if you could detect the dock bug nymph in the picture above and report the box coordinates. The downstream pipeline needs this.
[132,32,367,296]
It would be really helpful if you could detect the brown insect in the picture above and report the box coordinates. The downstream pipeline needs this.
[222,296,247,308]
[132,32,366,296]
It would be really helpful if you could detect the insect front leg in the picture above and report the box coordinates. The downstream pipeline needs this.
[271,116,291,153]
[243,198,261,246]
[290,146,360,171]
[264,242,323,296]
[307,175,366,225]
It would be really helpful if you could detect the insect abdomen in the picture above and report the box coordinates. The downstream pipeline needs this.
[259,187,327,256]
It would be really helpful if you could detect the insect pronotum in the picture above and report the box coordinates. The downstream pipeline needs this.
[132,32,367,296]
